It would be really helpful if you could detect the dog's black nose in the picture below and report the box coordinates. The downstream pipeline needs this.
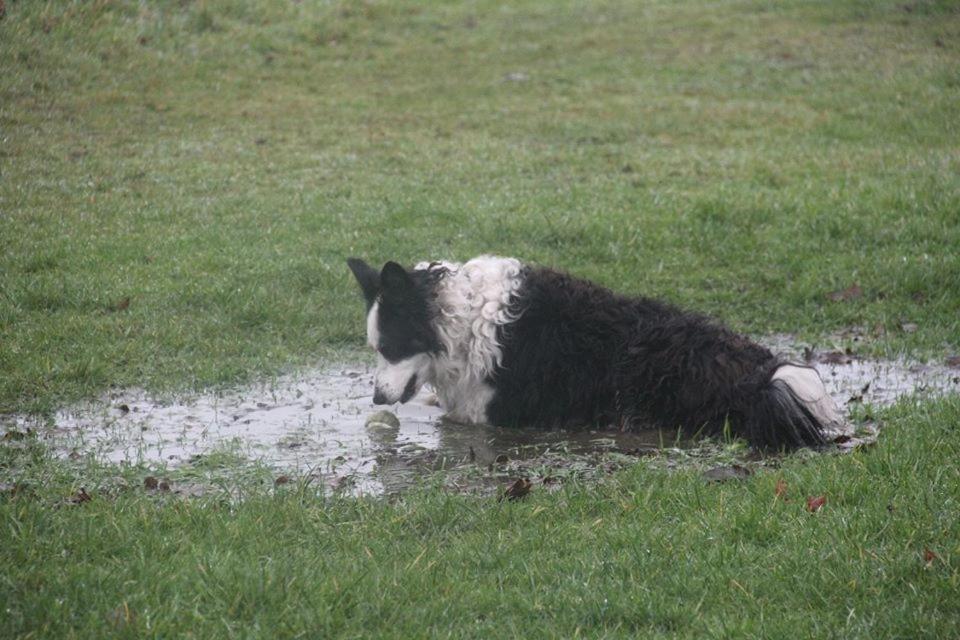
[372,389,388,405]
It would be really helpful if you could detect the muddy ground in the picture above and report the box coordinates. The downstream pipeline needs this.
[3,335,958,496]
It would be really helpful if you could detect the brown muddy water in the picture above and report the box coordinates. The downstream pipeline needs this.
[4,337,959,495]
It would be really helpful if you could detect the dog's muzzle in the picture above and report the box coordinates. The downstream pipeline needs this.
[372,374,419,405]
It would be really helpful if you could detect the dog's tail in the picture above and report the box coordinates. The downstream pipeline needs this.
[731,362,840,449]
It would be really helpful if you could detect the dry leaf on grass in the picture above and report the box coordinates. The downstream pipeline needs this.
[775,478,788,500]
[500,478,532,502]
[806,495,826,513]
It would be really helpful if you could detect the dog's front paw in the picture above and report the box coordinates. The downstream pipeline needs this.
[420,392,441,407]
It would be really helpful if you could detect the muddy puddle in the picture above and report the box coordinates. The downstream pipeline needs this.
[4,337,959,496]
[763,334,960,406]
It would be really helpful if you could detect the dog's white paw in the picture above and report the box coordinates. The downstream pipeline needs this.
[420,392,441,407]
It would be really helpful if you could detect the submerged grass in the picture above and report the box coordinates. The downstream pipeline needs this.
[2,0,960,412]
[2,397,959,638]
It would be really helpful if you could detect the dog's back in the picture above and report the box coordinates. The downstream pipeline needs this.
[485,266,837,448]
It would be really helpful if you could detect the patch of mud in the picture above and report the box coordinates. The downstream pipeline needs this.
[2,364,674,496]
[762,334,960,407]
[4,338,958,496]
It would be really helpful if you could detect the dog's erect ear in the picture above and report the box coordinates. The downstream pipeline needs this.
[379,261,413,297]
[347,258,380,307]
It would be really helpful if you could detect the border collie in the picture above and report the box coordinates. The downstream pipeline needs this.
[347,255,841,449]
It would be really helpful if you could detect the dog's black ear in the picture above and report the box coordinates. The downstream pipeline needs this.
[380,261,413,296]
[347,258,380,307]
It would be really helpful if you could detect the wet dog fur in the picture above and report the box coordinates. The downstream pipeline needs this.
[348,255,841,449]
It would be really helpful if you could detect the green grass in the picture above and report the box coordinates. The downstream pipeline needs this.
[2,0,959,413]
[2,1,960,637]
[2,397,959,638]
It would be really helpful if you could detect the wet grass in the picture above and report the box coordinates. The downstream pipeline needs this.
[2,396,959,638]
[2,0,960,413]
[2,2,960,636]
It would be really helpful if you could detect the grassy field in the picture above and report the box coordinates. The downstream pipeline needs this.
[2,398,959,638]
[2,0,960,637]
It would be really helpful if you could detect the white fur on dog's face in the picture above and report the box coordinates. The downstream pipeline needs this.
[366,301,432,404]
[373,352,431,404]
[350,255,523,420]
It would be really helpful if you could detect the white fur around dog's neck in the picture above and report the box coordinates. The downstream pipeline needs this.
[415,255,524,422]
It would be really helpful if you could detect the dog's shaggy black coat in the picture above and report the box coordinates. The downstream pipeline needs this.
[486,267,826,449]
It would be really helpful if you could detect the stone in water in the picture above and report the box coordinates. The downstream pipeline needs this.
[365,410,400,430]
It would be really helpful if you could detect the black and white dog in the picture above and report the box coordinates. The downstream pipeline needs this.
[347,255,841,449]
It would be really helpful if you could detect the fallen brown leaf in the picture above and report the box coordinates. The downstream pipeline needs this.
[143,476,158,490]
[923,548,938,564]
[274,475,291,486]
[806,495,826,513]
[500,478,532,502]
[775,478,788,500]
